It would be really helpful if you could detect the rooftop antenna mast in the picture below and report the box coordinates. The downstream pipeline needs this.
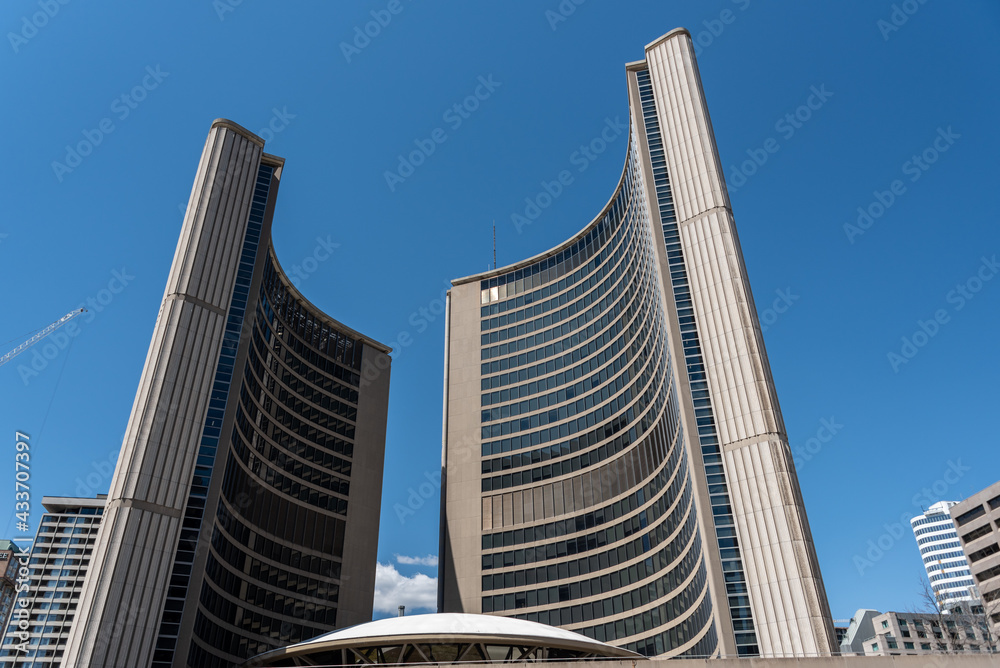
[492,220,496,270]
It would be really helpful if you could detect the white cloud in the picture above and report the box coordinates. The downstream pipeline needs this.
[373,562,437,614]
[396,554,439,567]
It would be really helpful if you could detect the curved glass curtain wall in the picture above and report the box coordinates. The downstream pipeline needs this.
[476,128,717,657]
[188,249,365,665]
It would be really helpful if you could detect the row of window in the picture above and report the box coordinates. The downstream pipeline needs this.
[481,292,661,429]
[480,186,631,304]
[486,517,701,613]
[480,313,665,455]
[239,396,353,463]
[483,417,680,553]
[482,382,677,495]
[481,213,636,331]
[203,552,338,625]
[919,540,962,556]
[913,523,958,538]
[482,395,674,530]
[955,504,988,527]
[186,604,324,668]
[514,560,710,652]
[481,331,663,457]
[480,257,654,380]
[479,282,657,408]
[262,257,364,374]
[486,477,692,592]
[252,317,359,404]
[235,404,351,481]
[211,526,341,600]
[210,506,341,589]
[480,220,639,349]
[239,384,354,457]
[218,454,345,555]
[233,428,349,515]
[481,321,646,421]
[481,248,654,375]
[248,329,358,419]
[962,523,994,544]
[243,360,355,440]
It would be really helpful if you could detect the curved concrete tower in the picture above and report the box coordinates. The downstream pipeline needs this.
[439,29,836,659]
[62,120,391,667]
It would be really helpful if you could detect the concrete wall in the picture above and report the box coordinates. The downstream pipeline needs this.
[643,30,835,657]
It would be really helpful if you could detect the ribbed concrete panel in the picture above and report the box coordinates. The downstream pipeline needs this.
[724,440,833,657]
[679,210,776,445]
[63,123,263,668]
[645,35,729,224]
[644,30,834,658]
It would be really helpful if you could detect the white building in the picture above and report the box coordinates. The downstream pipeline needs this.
[911,501,976,607]
[0,496,105,666]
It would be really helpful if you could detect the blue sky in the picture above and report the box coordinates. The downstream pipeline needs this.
[1,1,998,625]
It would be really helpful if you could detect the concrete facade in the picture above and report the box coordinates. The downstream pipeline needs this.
[60,120,391,667]
[838,609,879,656]
[439,29,834,659]
[951,481,1000,642]
[863,610,997,656]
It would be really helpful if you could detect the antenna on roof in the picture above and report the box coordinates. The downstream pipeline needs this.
[492,220,497,270]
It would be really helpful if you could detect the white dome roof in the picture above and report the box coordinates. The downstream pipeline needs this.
[288,612,620,650]
[243,612,641,666]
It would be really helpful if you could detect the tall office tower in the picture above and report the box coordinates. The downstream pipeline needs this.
[62,120,392,667]
[0,496,105,667]
[439,29,836,658]
[911,501,976,607]
[950,481,1000,637]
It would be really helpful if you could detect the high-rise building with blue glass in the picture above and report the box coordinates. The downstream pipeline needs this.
[60,120,392,667]
[438,29,836,659]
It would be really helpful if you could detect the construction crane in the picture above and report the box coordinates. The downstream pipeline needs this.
[0,308,87,368]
